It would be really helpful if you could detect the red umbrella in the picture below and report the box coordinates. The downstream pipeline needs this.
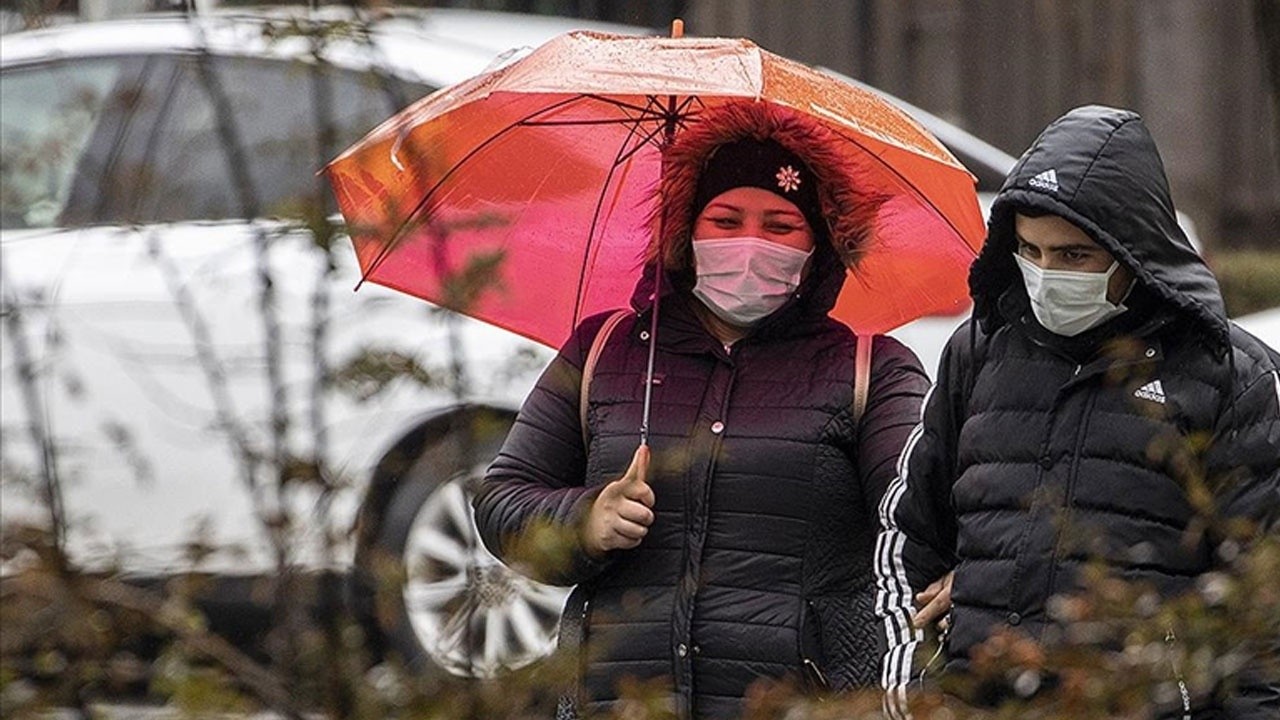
[325,28,985,352]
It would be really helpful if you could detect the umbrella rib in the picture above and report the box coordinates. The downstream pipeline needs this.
[670,95,704,134]
[579,93,679,119]
[612,121,669,167]
[605,97,692,167]
[830,127,980,259]
[517,117,671,128]
[361,93,595,281]
[519,94,698,134]
[362,91,704,283]
[572,104,653,328]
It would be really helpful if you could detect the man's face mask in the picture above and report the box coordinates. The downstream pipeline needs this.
[1014,253,1128,336]
[692,237,812,327]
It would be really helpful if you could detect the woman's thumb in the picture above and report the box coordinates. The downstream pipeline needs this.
[624,444,650,485]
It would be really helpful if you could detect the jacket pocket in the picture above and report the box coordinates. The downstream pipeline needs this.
[557,584,594,715]
[799,598,830,692]
[805,590,881,689]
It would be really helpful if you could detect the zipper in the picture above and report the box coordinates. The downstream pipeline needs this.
[802,658,829,690]
[568,592,592,713]
[799,599,828,691]
[917,610,952,689]
[672,358,736,706]
[1042,391,1099,610]
[1165,628,1192,720]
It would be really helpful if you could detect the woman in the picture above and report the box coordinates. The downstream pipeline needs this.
[473,101,930,719]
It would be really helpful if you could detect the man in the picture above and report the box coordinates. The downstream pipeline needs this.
[875,105,1279,718]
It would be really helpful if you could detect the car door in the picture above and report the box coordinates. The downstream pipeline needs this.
[1,49,452,572]
[2,36,567,678]
[1,53,190,567]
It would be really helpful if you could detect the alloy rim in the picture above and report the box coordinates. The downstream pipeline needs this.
[402,473,568,677]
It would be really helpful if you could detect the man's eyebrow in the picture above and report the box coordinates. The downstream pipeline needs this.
[1014,234,1099,252]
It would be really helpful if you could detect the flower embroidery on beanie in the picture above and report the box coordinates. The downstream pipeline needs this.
[776,165,801,193]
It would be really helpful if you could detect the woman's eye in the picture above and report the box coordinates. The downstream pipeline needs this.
[710,217,738,228]
[767,223,799,234]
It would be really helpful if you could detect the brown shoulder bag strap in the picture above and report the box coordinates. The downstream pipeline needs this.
[580,309,631,447]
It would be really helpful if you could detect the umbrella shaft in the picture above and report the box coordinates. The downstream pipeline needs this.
[639,269,661,446]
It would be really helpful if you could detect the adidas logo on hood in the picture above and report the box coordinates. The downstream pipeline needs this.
[1028,168,1058,193]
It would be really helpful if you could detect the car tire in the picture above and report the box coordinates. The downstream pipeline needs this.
[351,403,570,679]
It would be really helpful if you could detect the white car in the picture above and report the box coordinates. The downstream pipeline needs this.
[1235,307,1280,350]
[0,7,640,680]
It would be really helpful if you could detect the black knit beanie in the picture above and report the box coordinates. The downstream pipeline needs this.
[691,137,826,237]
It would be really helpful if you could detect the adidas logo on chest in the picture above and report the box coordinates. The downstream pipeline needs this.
[1134,379,1166,404]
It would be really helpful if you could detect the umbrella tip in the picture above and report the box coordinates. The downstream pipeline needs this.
[670,18,684,39]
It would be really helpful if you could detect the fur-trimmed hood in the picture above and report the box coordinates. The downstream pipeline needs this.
[641,100,887,318]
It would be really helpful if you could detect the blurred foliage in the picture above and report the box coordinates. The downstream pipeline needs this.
[331,348,440,401]
[3,531,1276,717]
[1210,249,1280,318]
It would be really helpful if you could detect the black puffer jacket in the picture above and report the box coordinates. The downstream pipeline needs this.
[475,242,928,718]
[875,106,1280,719]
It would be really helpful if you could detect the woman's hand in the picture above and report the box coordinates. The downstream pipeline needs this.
[912,570,954,630]
[582,446,654,556]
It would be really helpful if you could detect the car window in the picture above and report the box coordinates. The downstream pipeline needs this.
[129,55,429,224]
[0,60,124,229]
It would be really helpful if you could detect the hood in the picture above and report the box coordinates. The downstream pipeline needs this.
[645,100,888,319]
[970,105,1228,351]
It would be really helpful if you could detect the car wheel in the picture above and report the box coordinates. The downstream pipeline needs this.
[353,404,570,678]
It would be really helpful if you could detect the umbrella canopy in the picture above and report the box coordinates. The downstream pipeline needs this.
[326,31,985,348]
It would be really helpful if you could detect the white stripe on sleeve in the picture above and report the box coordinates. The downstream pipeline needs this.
[875,385,934,720]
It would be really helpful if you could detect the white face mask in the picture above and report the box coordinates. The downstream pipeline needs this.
[1014,253,1129,337]
[692,237,813,326]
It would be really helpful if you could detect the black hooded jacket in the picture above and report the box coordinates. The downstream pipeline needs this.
[474,233,929,719]
[875,106,1279,719]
